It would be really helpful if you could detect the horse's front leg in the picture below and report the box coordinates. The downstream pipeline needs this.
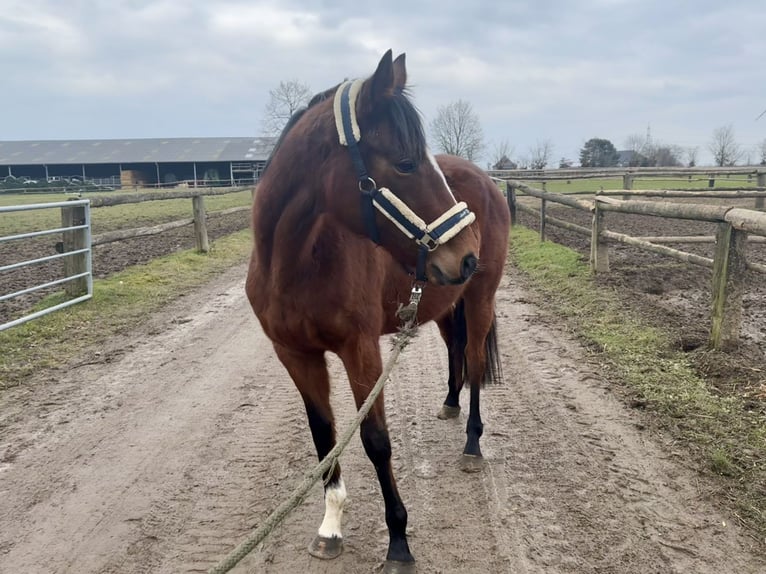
[338,337,415,573]
[272,343,346,559]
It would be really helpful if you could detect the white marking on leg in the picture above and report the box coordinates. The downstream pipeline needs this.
[317,478,347,539]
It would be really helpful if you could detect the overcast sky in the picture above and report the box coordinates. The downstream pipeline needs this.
[1,0,764,166]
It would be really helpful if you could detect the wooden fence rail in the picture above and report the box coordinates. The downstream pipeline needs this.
[489,166,765,181]
[60,188,252,296]
[505,179,766,350]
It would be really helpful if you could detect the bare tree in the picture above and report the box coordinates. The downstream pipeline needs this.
[686,146,699,167]
[652,145,684,167]
[623,131,683,167]
[429,99,485,161]
[708,125,742,167]
[262,79,312,136]
[623,132,653,166]
[759,139,766,166]
[527,140,554,170]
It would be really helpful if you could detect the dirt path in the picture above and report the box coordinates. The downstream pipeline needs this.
[0,264,763,573]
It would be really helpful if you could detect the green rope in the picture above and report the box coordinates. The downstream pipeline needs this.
[208,314,419,574]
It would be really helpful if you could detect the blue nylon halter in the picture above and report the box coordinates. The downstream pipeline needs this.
[336,81,473,282]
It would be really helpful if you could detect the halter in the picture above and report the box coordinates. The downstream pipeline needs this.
[333,79,476,282]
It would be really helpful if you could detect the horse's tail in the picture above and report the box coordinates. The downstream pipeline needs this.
[452,299,503,387]
[484,314,504,386]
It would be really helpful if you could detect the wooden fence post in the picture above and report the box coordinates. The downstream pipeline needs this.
[61,204,88,296]
[192,195,210,253]
[622,173,633,201]
[540,198,547,242]
[590,200,610,273]
[757,171,765,210]
[506,182,516,226]
[710,223,747,350]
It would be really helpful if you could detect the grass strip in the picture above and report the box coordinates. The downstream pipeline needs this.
[0,230,252,389]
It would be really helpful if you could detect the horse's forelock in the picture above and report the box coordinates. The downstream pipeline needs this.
[387,89,427,161]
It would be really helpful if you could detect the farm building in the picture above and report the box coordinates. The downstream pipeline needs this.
[0,137,276,188]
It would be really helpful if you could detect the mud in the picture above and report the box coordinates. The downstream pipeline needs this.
[1,264,763,573]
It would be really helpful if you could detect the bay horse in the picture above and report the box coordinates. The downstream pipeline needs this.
[246,50,510,572]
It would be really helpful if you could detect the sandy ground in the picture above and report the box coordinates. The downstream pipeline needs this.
[1,263,764,573]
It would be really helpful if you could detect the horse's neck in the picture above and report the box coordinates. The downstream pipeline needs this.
[254,183,330,279]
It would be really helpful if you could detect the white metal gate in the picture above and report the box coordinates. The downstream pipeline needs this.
[0,199,93,331]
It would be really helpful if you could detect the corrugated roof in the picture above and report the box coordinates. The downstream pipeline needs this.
[0,137,276,165]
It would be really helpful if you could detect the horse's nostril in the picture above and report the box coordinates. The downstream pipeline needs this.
[461,254,478,280]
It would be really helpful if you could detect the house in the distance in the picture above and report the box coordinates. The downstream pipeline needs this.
[492,155,518,170]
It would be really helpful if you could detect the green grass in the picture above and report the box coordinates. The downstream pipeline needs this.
[0,189,252,236]
[509,225,766,537]
[0,230,253,388]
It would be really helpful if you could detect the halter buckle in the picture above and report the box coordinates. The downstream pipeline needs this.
[417,233,439,251]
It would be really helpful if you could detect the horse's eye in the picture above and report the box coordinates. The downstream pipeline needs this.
[395,159,417,174]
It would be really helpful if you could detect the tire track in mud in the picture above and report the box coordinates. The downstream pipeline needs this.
[479,275,765,573]
[1,265,765,573]
[0,267,302,574]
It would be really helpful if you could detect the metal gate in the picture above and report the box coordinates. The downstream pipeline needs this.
[0,199,93,331]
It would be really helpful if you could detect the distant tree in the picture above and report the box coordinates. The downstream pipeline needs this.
[579,138,619,167]
[430,99,485,161]
[559,157,574,169]
[527,139,554,170]
[622,130,683,167]
[708,125,742,167]
[262,79,312,136]
[686,146,699,167]
[623,132,653,166]
[651,145,684,167]
[759,139,766,166]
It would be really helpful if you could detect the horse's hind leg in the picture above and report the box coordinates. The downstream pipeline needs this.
[461,293,501,467]
[338,337,415,572]
[436,312,464,420]
[272,343,345,560]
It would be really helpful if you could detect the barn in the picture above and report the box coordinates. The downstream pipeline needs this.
[0,137,276,188]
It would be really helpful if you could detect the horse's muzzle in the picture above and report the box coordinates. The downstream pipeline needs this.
[431,253,478,286]
[461,253,478,281]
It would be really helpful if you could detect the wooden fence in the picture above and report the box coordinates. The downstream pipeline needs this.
[503,177,766,350]
[59,188,252,296]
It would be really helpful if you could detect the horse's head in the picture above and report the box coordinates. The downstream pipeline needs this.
[265,50,480,285]
[323,51,482,285]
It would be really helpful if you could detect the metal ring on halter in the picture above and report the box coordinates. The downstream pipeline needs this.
[417,233,439,251]
[359,177,377,193]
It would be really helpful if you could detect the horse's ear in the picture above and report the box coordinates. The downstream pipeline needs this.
[368,49,395,103]
[393,53,407,91]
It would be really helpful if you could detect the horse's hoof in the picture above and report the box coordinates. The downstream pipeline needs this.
[308,535,343,559]
[459,453,485,473]
[383,559,416,573]
[437,404,461,420]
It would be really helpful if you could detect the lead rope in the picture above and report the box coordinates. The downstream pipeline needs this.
[207,285,423,574]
